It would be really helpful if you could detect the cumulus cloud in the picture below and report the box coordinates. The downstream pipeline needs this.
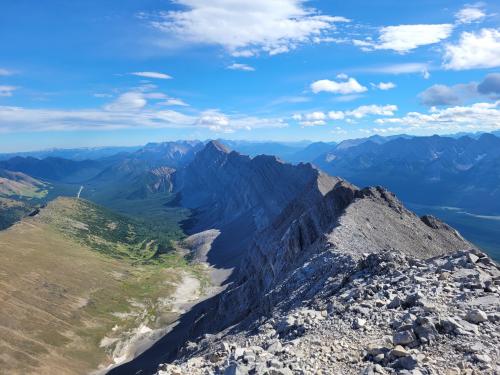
[0,86,17,97]
[372,82,396,90]
[348,104,398,118]
[419,84,463,106]
[455,6,486,24]
[300,111,327,126]
[328,111,345,120]
[419,74,500,106]
[443,28,500,70]
[294,104,398,126]
[130,71,172,79]
[375,101,500,132]
[355,24,454,53]
[311,77,367,94]
[227,63,255,71]
[149,0,349,56]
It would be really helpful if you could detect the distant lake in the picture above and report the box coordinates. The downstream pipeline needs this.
[408,203,500,262]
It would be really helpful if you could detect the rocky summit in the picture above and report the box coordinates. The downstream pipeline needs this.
[147,142,499,375]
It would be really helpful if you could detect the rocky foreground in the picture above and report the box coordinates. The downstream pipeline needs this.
[159,249,499,374]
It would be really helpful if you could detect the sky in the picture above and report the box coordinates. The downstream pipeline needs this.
[1,0,500,152]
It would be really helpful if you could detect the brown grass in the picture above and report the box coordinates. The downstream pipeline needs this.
[0,198,196,374]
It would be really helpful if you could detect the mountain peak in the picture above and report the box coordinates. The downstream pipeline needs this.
[205,140,230,154]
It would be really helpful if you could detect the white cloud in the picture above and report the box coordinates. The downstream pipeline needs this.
[374,24,454,53]
[149,0,349,56]
[104,92,148,111]
[361,62,430,75]
[227,63,255,71]
[355,24,453,53]
[160,98,189,106]
[373,82,396,90]
[130,71,172,79]
[328,111,345,120]
[300,111,327,126]
[0,86,17,97]
[336,73,349,80]
[295,104,398,126]
[375,101,500,132]
[93,93,113,98]
[455,6,486,24]
[196,110,230,131]
[143,92,168,99]
[443,28,500,70]
[311,77,367,94]
[347,104,398,118]
[0,101,285,133]
[0,69,14,76]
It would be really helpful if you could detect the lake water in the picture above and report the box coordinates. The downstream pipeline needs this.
[408,203,500,262]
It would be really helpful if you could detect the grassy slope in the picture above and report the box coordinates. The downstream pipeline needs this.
[0,197,204,375]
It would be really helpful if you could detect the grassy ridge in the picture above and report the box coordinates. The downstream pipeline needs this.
[0,197,207,374]
[41,198,184,263]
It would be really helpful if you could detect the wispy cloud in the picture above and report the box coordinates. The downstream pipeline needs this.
[160,98,189,106]
[130,71,172,79]
[227,63,255,72]
[0,86,17,97]
[0,88,286,134]
[0,68,14,76]
[357,63,430,78]
[455,5,486,24]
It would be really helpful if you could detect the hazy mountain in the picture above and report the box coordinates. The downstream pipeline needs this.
[130,140,204,168]
[313,133,500,214]
[0,146,141,161]
[219,139,311,161]
[287,141,336,163]
[0,156,104,182]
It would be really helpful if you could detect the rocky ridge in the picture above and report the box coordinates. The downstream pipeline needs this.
[159,249,500,374]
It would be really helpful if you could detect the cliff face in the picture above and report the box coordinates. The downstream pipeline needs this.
[175,141,338,233]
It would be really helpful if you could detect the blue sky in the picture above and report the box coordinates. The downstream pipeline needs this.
[1,0,500,151]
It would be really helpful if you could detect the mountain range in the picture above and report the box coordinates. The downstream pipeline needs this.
[0,137,499,374]
[312,133,500,215]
